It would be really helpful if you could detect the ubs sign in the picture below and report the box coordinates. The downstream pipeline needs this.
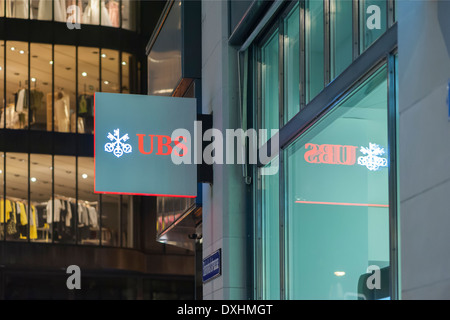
[94,93,197,197]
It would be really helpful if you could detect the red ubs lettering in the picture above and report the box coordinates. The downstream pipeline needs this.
[136,134,188,156]
[304,143,358,165]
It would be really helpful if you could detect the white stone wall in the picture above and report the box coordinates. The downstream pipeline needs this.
[399,0,450,299]
[201,0,248,299]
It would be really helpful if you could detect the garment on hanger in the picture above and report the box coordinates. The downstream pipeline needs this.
[87,206,98,228]
[107,0,119,27]
[46,198,62,224]
[15,88,27,112]
[55,91,70,132]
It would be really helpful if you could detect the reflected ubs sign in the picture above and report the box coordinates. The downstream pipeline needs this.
[304,142,388,171]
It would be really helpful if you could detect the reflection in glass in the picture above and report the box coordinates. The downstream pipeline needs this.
[5,152,29,241]
[78,46,98,134]
[30,43,52,131]
[78,156,99,245]
[101,194,120,247]
[260,160,280,299]
[305,0,324,103]
[30,154,52,242]
[5,41,29,129]
[54,45,76,133]
[330,0,353,80]
[261,29,279,140]
[283,3,300,123]
[54,155,76,243]
[285,66,389,300]
[101,48,119,93]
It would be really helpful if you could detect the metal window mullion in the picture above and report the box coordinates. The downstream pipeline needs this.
[277,18,285,301]
[27,41,30,242]
[324,0,330,85]
[353,0,360,61]
[119,195,122,247]
[387,52,399,300]
[299,1,306,111]
[387,0,395,28]
[99,194,102,246]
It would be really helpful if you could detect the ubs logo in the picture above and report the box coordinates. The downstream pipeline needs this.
[104,129,133,158]
[304,142,388,171]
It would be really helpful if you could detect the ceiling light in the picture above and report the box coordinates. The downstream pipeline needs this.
[31,77,36,82]
[19,50,24,54]
[334,271,345,277]
[0,67,2,71]
[101,53,107,58]
[0,170,2,174]
[103,80,109,85]
[49,60,53,65]
[82,72,87,77]
[10,47,15,51]
[82,173,88,179]
[122,61,127,66]
[30,177,37,182]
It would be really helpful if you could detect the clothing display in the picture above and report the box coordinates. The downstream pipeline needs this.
[0,198,37,240]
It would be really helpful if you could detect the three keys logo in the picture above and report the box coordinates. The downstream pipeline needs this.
[104,129,132,158]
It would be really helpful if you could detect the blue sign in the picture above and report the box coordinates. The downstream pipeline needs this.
[94,92,197,197]
[203,249,221,282]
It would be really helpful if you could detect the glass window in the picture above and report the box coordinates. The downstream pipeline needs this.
[0,41,4,128]
[78,156,99,245]
[285,66,389,300]
[121,52,131,94]
[78,46,98,134]
[80,0,100,25]
[32,0,52,21]
[360,0,387,52]
[30,43,52,131]
[101,48,119,93]
[260,29,279,141]
[5,152,29,241]
[54,45,76,133]
[260,159,280,299]
[121,195,133,248]
[329,0,353,80]
[0,153,4,240]
[54,155,76,243]
[6,41,29,129]
[30,153,52,242]
[305,0,324,103]
[8,0,31,19]
[121,0,136,31]
[101,194,120,247]
[283,3,300,123]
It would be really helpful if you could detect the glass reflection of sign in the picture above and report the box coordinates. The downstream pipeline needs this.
[304,142,387,171]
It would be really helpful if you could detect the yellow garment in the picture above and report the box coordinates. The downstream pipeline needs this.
[18,201,27,226]
[0,199,12,223]
[29,205,37,240]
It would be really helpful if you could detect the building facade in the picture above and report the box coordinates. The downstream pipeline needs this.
[0,0,196,299]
